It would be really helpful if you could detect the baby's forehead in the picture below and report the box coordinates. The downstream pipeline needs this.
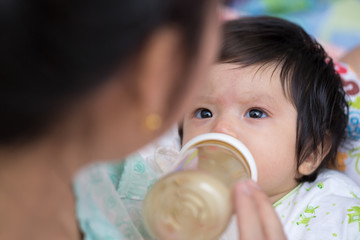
[212,62,281,76]
[207,62,293,101]
[210,62,283,85]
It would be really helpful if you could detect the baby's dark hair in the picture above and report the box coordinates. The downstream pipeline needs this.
[220,16,348,182]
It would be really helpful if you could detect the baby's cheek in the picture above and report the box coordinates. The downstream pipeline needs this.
[181,121,194,143]
[249,150,274,189]
[182,129,201,146]
[251,147,296,195]
[255,161,276,191]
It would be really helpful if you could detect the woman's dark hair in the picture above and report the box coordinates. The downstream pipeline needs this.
[220,16,348,182]
[0,0,211,145]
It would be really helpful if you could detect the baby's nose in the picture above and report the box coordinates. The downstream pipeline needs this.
[212,120,238,139]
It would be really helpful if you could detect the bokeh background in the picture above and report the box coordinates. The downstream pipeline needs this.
[225,0,360,59]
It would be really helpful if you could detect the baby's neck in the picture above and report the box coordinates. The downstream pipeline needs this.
[268,182,301,204]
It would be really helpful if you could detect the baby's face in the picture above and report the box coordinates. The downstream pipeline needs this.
[182,63,299,203]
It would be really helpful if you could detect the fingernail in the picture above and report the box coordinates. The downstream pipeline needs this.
[236,181,252,196]
[247,180,261,190]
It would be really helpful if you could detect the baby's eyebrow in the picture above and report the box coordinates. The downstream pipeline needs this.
[195,95,217,102]
[247,93,275,103]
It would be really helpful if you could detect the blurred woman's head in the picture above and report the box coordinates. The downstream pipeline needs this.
[0,0,220,158]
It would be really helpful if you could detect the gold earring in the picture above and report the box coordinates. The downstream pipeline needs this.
[144,113,162,131]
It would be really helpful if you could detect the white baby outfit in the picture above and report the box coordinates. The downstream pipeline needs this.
[275,169,360,240]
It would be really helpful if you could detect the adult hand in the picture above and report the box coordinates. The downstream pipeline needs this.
[234,180,287,240]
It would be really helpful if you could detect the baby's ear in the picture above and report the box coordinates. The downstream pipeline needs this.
[298,135,331,175]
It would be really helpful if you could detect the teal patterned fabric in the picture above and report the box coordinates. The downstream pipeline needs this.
[73,154,157,240]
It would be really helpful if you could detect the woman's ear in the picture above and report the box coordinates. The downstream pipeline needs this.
[134,27,185,120]
[298,136,332,175]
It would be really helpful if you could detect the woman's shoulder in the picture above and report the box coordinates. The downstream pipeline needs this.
[73,154,156,240]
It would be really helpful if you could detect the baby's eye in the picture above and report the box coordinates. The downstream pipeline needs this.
[245,108,267,119]
[195,108,213,119]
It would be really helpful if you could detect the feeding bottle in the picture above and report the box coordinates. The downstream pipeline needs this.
[142,133,257,240]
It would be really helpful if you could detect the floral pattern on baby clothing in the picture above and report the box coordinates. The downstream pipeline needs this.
[73,154,157,240]
[274,169,360,240]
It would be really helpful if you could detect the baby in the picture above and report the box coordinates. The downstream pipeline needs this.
[180,16,360,239]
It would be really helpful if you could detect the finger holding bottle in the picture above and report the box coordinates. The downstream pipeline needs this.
[234,180,287,240]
